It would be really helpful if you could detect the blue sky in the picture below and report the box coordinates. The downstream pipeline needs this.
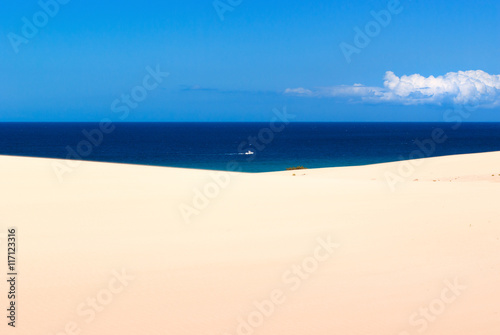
[0,0,499,121]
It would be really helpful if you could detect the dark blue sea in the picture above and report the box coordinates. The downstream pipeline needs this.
[1,123,500,172]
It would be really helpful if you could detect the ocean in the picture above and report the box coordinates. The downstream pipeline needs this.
[1,122,500,172]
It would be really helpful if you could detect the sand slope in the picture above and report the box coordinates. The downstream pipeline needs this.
[1,152,499,334]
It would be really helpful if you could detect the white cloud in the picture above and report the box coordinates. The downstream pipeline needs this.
[284,70,500,108]
[283,87,314,96]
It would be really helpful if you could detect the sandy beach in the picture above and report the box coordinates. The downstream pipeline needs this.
[1,151,500,335]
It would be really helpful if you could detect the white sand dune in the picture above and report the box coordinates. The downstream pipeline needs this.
[1,152,500,334]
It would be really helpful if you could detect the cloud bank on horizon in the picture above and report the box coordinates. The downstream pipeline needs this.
[285,70,500,108]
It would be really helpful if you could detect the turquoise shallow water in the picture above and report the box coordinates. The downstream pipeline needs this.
[1,122,500,172]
